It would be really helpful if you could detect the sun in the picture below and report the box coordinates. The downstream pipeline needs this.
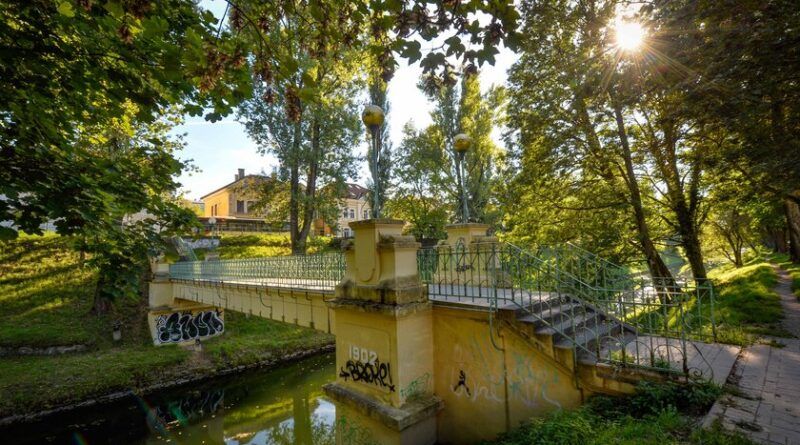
[615,20,645,51]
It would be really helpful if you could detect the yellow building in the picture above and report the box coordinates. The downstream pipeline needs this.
[314,183,371,237]
[200,168,275,232]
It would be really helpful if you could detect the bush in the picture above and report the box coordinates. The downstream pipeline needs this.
[485,382,749,445]
[587,381,722,419]
[491,410,594,445]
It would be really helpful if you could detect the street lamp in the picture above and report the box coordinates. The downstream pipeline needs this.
[453,133,472,223]
[362,104,385,219]
[208,216,217,238]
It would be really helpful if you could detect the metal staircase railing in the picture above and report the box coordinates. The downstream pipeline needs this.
[417,241,717,379]
[171,236,199,262]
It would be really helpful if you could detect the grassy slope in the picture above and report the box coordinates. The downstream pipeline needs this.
[707,261,788,343]
[0,235,333,417]
[630,259,785,345]
[485,382,754,445]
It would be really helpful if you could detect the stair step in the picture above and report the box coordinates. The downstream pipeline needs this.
[516,302,589,328]
[554,320,623,351]
[535,301,586,321]
[519,294,568,315]
[535,311,601,337]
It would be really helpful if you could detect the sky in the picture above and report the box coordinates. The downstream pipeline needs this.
[176,0,518,201]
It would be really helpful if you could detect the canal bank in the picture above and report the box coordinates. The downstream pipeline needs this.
[1,352,338,444]
[0,235,335,423]
[0,341,334,428]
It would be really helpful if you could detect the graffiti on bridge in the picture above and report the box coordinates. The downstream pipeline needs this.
[446,327,562,409]
[452,370,472,397]
[400,372,432,401]
[155,310,224,344]
[339,360,395,393]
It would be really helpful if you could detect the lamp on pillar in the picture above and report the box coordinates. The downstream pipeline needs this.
[362,104,385,219]
[453,133,472,223]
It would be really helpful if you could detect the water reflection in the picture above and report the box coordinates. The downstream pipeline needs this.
[3,353,337,445]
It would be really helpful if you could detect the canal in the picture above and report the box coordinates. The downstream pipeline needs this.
[3,353,337,445]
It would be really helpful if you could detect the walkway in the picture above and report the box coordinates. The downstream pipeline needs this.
[775,266,800,338]
[703,266,800,444]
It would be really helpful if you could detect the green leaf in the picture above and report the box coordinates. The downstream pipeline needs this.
[401,41,422,64]
[104,1,125,19]
[57,1,75,17]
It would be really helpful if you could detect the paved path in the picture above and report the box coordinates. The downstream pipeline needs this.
[774,266,800,338]
[704,266,800,444]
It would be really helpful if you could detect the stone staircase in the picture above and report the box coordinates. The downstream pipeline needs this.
[496,293,659,395]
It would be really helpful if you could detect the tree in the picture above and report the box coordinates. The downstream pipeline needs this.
[420,70,504,224]
[226,0,520,104]
[649,0,800,261]
[238,63,362,254]
[0,1,248,305]
[74,102,197,312]
[505,0,677,284]
[385,123,449,239]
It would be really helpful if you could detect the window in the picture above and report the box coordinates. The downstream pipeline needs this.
[363,209,369,219]
[343,228,351,238]
[342,208,348,218]
[236,200,245,213]
[246,201,255,213]
[211,204,217,216]
[349,209,355,219]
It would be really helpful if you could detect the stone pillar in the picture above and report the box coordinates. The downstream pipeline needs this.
[440,223,511,290]
[442,223,491,247]
[146,258,225,347]
[324,219,441,445]
[148,258,174,308]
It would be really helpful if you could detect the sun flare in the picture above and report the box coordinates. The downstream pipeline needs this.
[615,20,644,51]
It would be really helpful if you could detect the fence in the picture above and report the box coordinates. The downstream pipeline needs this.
[169,252,345,292]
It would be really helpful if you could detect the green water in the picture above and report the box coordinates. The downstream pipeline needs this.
[3,353,337,445]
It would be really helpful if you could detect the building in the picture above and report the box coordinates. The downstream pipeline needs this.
[200,168,275,232]
[314,183,371,238]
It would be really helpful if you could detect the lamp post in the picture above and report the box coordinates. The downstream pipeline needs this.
[362,104,385,219]
[208,216,217,238]
[453,133,472,223]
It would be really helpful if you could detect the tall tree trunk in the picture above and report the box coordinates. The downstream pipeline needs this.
[785,197,800,262]
[289,120,302,254]
[611,99,676,287]
[296,115,322,254]
[675,206,707,279]
[649,116,707,280]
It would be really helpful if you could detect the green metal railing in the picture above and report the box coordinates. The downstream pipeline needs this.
[169,252,345,291]
[417,241,717,379]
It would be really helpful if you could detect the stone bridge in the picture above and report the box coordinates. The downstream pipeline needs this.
[148,220,738,444]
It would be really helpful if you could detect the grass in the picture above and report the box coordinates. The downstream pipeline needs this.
[0,235,333,417]
[707,261,788,343]
[485,382,754,445]
[627,260,785,345]
[166,232,334,261]
[0,235,103,348]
